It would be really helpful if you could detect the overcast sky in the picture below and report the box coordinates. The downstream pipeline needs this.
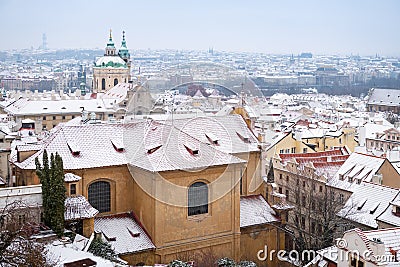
[0,0,399,56]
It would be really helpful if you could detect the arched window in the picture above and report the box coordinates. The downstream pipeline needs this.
[114,78,118,86]
[188,182,208,216]
[101,78,106,90]
[88,181,111,213]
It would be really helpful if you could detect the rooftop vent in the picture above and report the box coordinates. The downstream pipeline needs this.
[237,132,250,143]
[369,202,380,214]
[357,198,368,210]
[205,133,219,145]
[185,144,199,156]
[147,145,162,154]
[111,138,124,152]
[67,141,81,156]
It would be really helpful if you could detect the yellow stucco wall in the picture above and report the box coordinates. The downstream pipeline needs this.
[240,224,285,267]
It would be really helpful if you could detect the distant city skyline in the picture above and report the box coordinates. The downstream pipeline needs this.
[1,0,399,56]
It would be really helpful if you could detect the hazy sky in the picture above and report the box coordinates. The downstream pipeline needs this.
[0,0,399,56]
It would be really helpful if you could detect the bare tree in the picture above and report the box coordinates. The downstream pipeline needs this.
[0,199,56,266]
[285,174,358,262]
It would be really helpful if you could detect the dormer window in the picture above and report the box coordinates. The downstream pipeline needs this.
[369,202,380,214]
[393,206,400,216]
[147,145,162,154]
[185,144,199,156]
[237,132,250,143]
[205,133,219,145]
[357,198,367,210]
[67,141,81,156]
[110,138,124,152]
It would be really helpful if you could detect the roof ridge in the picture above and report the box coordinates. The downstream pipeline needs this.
[362,180,400,191]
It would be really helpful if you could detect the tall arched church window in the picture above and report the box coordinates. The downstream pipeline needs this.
[188,182,208,216]
[88,181,111,213]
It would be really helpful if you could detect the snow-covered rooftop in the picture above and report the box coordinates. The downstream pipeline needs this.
[94,212,155,255]
[337,182,399,229]
[240,195,279,228]
[64,195,99,221]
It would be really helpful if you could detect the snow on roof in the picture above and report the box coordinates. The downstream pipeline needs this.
[240,195,279,228]
[328,152,386,191]
[94,212,155,254]
[46,241,115,267]
[0,185,42,209]
[64,173,82,182]
[64,195,99,221]
[13,119,245,172]
[4,98,109,116]
[169,115,259,154]
[95,56,127,69]
[362,228,400,264]
[363,123,393,140]
[367,88,400,107]
[101,83,130,108]
[377,192,400,227]
[21,118,36,124]
[337,182,399,229]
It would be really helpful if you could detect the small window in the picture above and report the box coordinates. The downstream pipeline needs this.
[339,193,344,204]
[53,116,56,120]
[70,184,76,195]
[279,174,282,179]
[62,116,66,120]
[286,176,289,182]
[0,139,3,143]
[279,187,283,194]
[303,181,306,188]
[43,116,46,120]
[319,185,323,193]
[285,189,289,201]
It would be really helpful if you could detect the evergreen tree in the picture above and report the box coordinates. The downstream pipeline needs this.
[35,150,66,237]
[35,150,50,226]
[88,237,118,262]
[51,153,66,237]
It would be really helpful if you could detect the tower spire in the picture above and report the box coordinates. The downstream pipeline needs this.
[109,29,113,41]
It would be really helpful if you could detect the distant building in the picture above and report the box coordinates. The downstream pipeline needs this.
[92,30,131,93]
[367,88,400,114]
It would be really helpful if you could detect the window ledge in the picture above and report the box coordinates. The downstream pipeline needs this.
[188,213,210,222]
